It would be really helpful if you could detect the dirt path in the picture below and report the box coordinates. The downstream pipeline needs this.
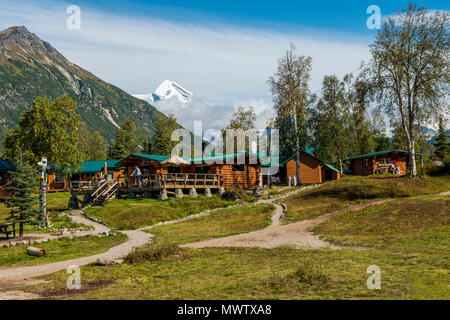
[182,199,395,250]
[0,214,151,283]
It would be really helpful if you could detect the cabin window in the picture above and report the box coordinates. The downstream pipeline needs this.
[54,173,65,183]
[232,165,245,172]
[195,166,210,174]
[0,172,6,186]
[379,158,391,165]
[362,159,369,168]
[84,172,95,179]
[107,172,114,180]
[168,167,181,173]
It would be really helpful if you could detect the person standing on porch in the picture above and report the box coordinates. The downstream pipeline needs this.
[131,166,142,186]
[392,159,400,176]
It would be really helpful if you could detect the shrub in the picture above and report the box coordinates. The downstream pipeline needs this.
[124,245,184,264]
[221,187,251,201]
[293,263,333,287]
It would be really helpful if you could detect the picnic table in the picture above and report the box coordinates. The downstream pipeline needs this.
[0,222,16,239]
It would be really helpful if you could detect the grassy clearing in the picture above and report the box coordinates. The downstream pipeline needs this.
[0,233,127,268]
[145,203,274,246]
[314,193,450,254]
[25,246,448,299]
[282,175,450,223]
[22,176,450,299]
[85,195,236,230]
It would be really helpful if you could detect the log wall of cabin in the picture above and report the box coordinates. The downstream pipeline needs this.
[285,153,322,184]
[351,158,375,176]
[47,172,67,191]
[212,164,259,189]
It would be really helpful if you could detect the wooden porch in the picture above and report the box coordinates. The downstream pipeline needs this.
[70,173,222,197]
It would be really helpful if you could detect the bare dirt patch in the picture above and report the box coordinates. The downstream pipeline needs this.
[182,199,394,249]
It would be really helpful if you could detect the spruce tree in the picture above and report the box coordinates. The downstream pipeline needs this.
[434,116,449,160]
[5,162,40,237]
[108,118,138,159]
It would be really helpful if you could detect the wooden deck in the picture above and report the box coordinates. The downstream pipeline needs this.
[70,173,221,196]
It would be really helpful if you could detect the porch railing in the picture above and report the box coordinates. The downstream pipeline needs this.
[122,173,221,191]
[69,173,221,195]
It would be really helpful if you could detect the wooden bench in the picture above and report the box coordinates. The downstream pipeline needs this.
[0,223,16,239]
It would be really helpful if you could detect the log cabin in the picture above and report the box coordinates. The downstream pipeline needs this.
[115,152,263,190]
[345,149,424,176]
[0,159,15,198]
[48,160,125,192]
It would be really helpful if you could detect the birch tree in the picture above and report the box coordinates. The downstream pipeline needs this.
[268,44,312,184]
[364,4,449,177]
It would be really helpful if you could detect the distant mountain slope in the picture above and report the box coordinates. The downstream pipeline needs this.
[0,26,167,141]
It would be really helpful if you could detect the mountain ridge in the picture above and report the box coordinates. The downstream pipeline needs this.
[0,26,168,142]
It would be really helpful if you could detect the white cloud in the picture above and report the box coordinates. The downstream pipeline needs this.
[1,0,371,129]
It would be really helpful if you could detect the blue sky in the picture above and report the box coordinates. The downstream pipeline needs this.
[71,0,449,34]
[0,0,448,131]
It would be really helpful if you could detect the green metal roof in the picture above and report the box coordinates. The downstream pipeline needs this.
[0,158,16,171]
[323,163,340,173]
[344,149,424,161]
[121,152,268,165]
[128,154,171,162]
[191,151,267,163]
[277,148,322,167]
[79,160,124,173]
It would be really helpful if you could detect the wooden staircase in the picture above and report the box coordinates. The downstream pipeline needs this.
[91,180,119,205]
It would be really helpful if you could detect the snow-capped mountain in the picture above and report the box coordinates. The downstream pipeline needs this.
[134,80,192,104]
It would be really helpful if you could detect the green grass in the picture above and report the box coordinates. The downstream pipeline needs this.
[313,194,450,254]
[282,175,450,223]
[0,192,84,234]
[25,247,449,299]
[146,203,274,246]
[0,233,127,268]
[85,195,236,230]
[21,175,450,299]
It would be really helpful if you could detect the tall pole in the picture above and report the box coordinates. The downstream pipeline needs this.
[38,157,48,227]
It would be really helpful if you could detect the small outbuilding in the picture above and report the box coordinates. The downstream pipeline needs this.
[344,149,424,176]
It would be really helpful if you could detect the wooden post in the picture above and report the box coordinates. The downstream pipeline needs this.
[38,157,48,227]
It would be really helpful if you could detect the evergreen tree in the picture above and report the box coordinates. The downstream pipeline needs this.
[345,75,376,155]
[108,118,139,159]
[222,106,256,153]
[434,116,449,160]
[151,114,179,155]
[312,75,352,174]
[5,161,40,237]
[143,137,153,154]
